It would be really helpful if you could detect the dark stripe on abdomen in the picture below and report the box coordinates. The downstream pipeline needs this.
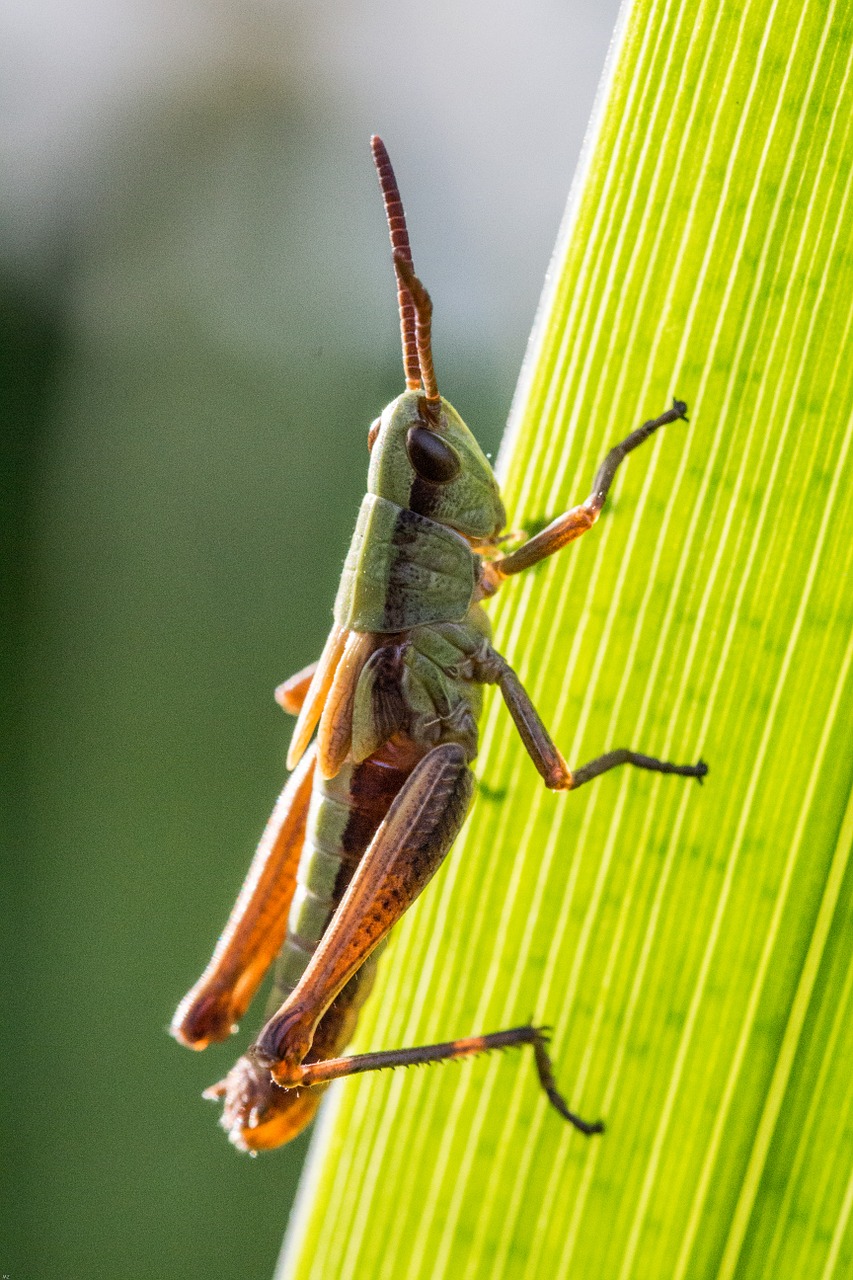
[268,753,413,1012]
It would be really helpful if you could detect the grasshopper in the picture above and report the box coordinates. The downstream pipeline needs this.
[170,136,706,1152]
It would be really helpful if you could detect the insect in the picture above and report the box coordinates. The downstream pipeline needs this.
[170,136,707,1152]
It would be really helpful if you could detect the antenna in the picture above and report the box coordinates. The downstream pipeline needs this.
[370,136,441,413]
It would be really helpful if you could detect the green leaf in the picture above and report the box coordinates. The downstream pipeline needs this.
[279,1,853,1275]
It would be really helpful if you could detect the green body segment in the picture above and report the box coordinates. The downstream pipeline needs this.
[334,494,477,633]
[268,755,409,1028]
[349,612,491,763]
[274,767,358,996]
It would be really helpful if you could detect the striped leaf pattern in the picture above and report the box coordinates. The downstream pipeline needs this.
[281,0,853,1275]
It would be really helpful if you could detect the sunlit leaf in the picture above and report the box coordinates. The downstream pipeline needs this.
[280,0,853,1275]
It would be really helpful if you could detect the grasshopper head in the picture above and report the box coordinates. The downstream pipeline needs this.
[368,390,506,540]
[367,138,506,542]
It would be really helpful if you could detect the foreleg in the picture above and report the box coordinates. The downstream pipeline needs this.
[489,400,688,580]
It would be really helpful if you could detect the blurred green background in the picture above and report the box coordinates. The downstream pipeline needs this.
[2,3,619,1277]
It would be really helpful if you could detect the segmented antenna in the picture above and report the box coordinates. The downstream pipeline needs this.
[394,253,440,415]
[370,136,440,412]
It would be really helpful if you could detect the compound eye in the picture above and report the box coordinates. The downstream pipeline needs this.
[367,417,381,451]
[405,426,460,483]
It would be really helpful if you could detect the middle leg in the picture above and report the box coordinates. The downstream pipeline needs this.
[473,646,706,790]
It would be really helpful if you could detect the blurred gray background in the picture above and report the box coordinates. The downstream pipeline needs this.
[2,1,620,1276]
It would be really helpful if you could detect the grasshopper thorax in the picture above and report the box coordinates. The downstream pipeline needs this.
[368,390,506,541]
